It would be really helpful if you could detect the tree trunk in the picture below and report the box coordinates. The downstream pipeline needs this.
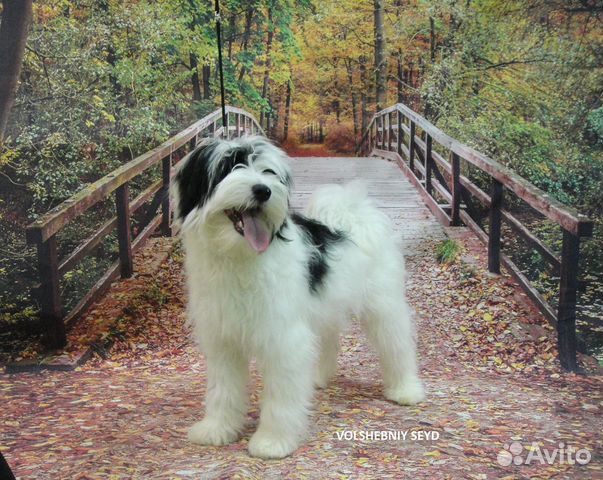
[202,65,211,99]
[190,53,202,102]
[333,79,341,124]
[396,0,404,104]
[238,7,254,84]
[227,13,236,61]
[397,53,404,103]
[260,10,274,128]
[346,63,359,139]
[283,79,292,140]
[359,56,370,132]
[373,0,387,111]
[430,17,436,62]
[0,0,33,142]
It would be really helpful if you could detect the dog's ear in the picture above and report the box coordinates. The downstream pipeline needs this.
[172,139,218,221]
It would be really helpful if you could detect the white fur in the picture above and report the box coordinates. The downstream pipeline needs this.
[175,136,424,459]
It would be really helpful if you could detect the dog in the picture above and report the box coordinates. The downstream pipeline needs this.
[171,135,424,459]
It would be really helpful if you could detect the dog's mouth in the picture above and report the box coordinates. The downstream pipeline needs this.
[224,208,271,253]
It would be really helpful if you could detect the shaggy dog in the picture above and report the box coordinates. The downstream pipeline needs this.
[171,136,424,459]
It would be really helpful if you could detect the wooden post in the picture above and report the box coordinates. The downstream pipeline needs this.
[557,230,580,371]
[37,235,66,348]
[488,179,503,274]
[115,183,133,278]
[409,121,416,171]
[161,153,172,236]
[225,112,229,139]
[425,134,433,195]
[387,111,393,151]
[396,111,403,156]
[450,152,461,226]
[235,113,241,137]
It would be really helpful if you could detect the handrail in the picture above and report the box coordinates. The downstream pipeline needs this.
[27,106,263,244]
[360,102,594,371]
[26,106,263,348]
[360,104,592,236]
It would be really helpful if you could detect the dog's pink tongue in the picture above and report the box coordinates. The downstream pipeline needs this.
[242,213,270,253]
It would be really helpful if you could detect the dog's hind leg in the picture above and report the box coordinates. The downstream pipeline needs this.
[360,296,425,405]
[188,344,248,446]
[248,325,316,459]
[315,327,340,388]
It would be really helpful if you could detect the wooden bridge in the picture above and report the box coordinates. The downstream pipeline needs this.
[25,103,594,371]
[3,104,602,478]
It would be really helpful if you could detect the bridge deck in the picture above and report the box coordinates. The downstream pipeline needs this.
[290,156,446,252]
[2,157,602,479]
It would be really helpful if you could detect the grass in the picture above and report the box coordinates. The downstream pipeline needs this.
[436,239,462,264]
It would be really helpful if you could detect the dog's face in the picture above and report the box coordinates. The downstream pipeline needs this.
[172,136,292,254]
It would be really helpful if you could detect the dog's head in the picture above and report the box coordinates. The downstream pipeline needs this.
[171,135,292,254]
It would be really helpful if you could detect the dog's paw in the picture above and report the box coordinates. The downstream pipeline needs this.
[385,379,425,405]
[248,431,299,459]
[314,373,331,389]
[187,418,239,446]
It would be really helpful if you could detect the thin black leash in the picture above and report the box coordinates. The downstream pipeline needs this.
[214,0,227,129]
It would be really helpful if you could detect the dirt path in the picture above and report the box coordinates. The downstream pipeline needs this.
[2,157,602,479]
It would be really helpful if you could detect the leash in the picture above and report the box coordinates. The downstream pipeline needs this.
[214,0,227,130]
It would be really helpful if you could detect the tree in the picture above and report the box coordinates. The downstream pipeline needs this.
[0,0,33,142]
[373,0,386,111]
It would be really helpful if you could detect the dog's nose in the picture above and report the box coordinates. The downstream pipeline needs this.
[252,184,271,202]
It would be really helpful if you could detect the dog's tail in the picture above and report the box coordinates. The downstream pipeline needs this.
[305,180,395,251]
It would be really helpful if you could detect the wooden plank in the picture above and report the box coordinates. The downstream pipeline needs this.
[396,110,403,156]
[64,214,162,327]
[393,103,592,237]
[26,107,263,244]
[432,178,452,203]
[387,111,393,151]
[451,152,461,226]
[459,210,558,326]
[409,121,416,171]
[58,216,117,276]
[459,177,561,272]
[115,183,133,278]
[130,179,163,214]
[373,149,451,226]
[502,210,561,272]
[557,230,580,371]
[64,261,120,327]
[488,179,503,274]
[161,154,172,236]
[425,134,433,195]
[37,236,66,348]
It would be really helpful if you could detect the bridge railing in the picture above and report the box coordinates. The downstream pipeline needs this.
[26,106,263,349]
[359,103,594,371]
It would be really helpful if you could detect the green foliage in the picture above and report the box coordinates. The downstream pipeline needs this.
[0,0,312,330]
[436,239,461,264]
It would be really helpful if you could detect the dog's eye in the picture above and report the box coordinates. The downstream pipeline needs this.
[231,164,246,172]
[263,169,277,175]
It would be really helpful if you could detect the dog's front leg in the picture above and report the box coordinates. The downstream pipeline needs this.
[248,328,316,459]
[188,345,248,446]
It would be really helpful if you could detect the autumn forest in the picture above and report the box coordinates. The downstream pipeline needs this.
[1,1,603,352]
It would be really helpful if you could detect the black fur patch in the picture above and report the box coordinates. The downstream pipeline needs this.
[291,213,345,293]
[174,142,251,220]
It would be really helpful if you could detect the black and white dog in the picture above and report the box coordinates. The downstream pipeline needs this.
[172,136,423,459]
